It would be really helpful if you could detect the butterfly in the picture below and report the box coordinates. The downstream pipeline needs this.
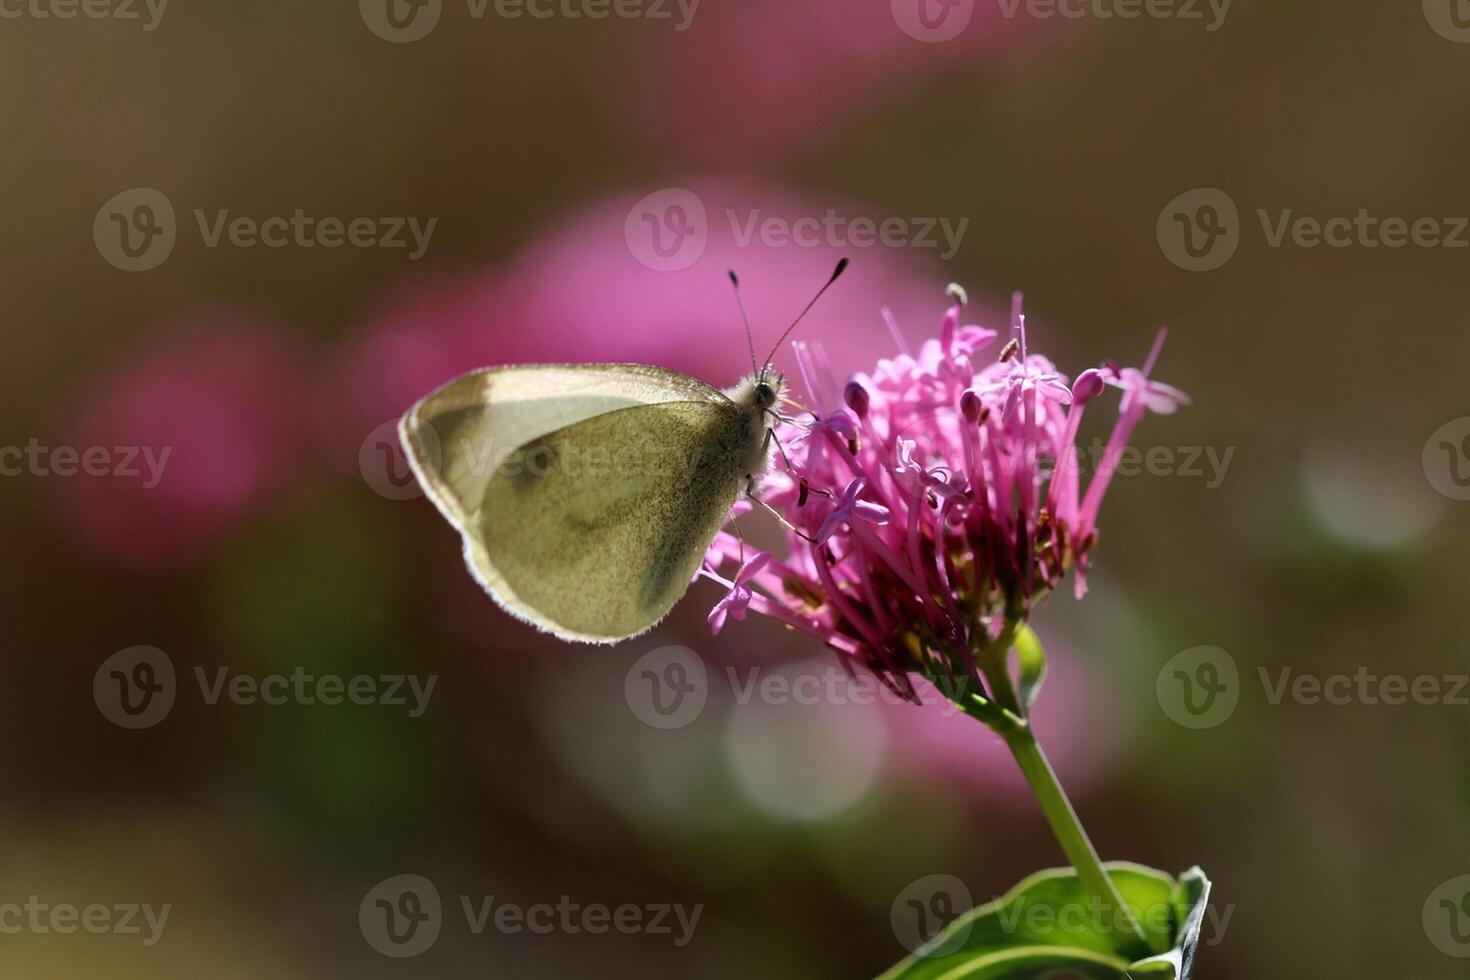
[398,260,846,643]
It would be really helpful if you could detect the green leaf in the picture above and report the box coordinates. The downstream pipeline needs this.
[1012,624,1047,715]
[1129,868,1212,980]
[878,863,1213,980]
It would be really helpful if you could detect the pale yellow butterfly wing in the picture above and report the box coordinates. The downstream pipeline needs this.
[399,365,748,643]
[399,363,727,530]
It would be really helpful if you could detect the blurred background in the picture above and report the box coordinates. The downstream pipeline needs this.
[3,1,1469,976]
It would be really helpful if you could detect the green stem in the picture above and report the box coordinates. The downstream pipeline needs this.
[1002,721,1150,957]
[950,624,1150,960]
[975,621,1021,717]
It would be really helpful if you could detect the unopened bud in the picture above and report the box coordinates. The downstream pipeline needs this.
[959,389,982,423]
[1072,368,1105,404]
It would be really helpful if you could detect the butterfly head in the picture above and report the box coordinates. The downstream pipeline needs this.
[727,371,787,428]
[753,377,780,411]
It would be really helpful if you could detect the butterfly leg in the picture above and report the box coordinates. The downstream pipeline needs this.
[745,489,819,544]
[729,509,748,566]
[765,426,832,500]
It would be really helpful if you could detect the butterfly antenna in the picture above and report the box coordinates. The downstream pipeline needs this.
[729,270,759,377]
[760,258,849,380]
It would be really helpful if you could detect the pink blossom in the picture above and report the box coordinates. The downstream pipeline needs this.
[55,312,315,569]
[1077,329,1192,539]
[707,286,1185,694]
[606,3,1073,165]
[815,478,891,546]
[708,552,772,634]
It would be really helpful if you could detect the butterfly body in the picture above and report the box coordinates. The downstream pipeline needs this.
[400,363,782,643]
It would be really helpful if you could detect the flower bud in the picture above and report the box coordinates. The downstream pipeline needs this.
[1071,368,1105,405]
[959,389,982,423]
[844,380,870,418]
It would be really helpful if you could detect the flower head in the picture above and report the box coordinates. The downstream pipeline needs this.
[706,288,1185,695]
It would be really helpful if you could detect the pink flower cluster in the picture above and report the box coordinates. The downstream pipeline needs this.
[703,288,1187,697]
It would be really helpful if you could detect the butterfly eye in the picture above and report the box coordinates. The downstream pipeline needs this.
[754,382,777,409]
